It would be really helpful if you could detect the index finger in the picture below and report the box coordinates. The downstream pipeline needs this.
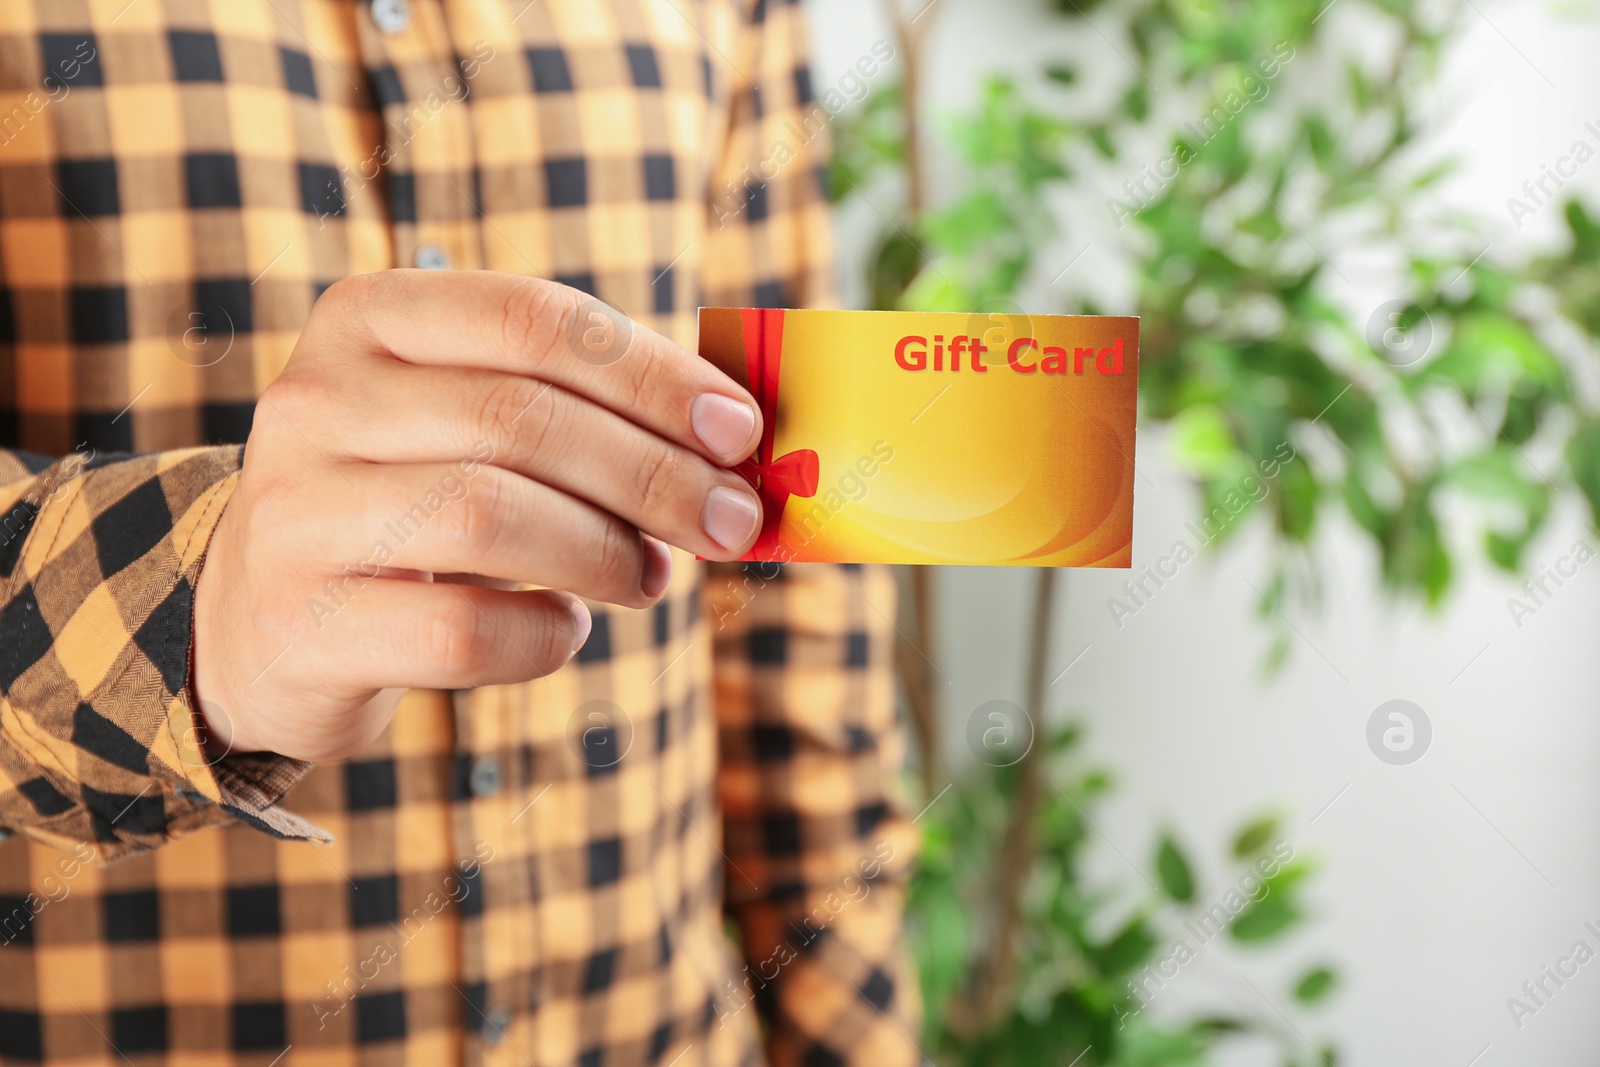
[306,269,764,466]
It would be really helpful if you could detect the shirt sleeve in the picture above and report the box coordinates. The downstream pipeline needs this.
[702,3,923,1064]
[0,446,327,862]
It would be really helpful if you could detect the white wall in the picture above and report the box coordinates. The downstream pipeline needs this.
[807,1,1600,1063]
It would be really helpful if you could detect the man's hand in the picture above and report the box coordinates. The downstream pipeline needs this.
[191,271,764,762]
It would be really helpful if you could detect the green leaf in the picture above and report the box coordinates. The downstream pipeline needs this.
[1118,1024,1206,1065]
[1276,459,1319,542]
[1046,723,1084,753]
[1568,421,1600,527]
[1567,198,1600,259]
[1229,894,1301,942]
[1501,393,1540,446]
[1486,530,1523,571]
[1418,312,1565,393]
[1294,966,1338,1003]
[1089,125,1116,159]
[1347,60,1373,110]
[1306,117,1337,172]
[1421,522,1453,605]
[1095,914,1158,974]
[1189,1016,1249,1035]
[1157,835,1196,902]
[1232,814,1279,858]
[898,261,967,314]
[1340,475,1387,539]
[1170,404,1238,477]
[1124,83,1150,122]
[867,230,925,312]
[919,191,1013,258]
[1409,158,1459,190]
[1447,449,1545,512]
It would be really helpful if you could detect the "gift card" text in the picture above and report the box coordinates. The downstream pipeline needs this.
[894,335,1126,375]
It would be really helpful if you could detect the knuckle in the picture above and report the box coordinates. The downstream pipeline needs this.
[477,376,557,466]
[238,404,313,483]
[633,445,683,513]
[591,520,638,594]
[497,277,567,367]
[313,275,357,316]
[444,467,503,555]
[317,272,380,321]
[530,601,573,671]
[258,371,315,419]
[478,376,530,442]
[429,598,494,677]
[243,471,299,530]
[624,351,663,414]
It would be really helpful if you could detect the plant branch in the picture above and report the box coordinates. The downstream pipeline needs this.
[885,0,938,216]
[957,567,1059,1032]
[897,566,941,794]
[883,0,945,795]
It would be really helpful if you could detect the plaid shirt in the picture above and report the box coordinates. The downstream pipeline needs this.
[0,2,918,1064]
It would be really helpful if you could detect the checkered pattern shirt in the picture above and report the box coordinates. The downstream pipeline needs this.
[0,2,918,1064]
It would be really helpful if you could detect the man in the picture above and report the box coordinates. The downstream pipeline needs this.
[0,2,917,1064]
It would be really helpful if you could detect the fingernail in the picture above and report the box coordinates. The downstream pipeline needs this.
[691,393,758,462]
[640,535,674,599]
[569,597,593,653]
[701,486,760,552]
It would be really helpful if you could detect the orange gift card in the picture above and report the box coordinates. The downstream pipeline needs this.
[698,308,1139,568]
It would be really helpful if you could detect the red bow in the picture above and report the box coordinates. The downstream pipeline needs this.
[738,450,819,497]
[739,308,819,558]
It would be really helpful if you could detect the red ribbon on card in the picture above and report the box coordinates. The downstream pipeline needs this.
[733,308,819,558]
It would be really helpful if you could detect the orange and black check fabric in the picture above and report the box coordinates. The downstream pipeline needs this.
[0,2,919,1064]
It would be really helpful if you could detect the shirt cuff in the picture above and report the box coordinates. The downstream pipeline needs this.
[0,446,328,860]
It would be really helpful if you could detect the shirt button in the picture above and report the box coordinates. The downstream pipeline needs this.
[370,0,410,34]
[482,1008,511,1045]
[469,756,502,798]
[415,243,452,270]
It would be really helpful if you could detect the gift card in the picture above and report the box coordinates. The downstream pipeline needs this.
[698,308,1138,567]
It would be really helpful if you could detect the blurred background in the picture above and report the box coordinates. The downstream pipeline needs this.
[802,0,1600,1063]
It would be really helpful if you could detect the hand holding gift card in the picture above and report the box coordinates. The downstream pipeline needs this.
[698,308,1139,567]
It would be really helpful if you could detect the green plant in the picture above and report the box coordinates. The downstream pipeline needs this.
[914,737,1337,1066]
[841,0,1600,638]
[834,0,1600,1062]
[904,569,1336,1066]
